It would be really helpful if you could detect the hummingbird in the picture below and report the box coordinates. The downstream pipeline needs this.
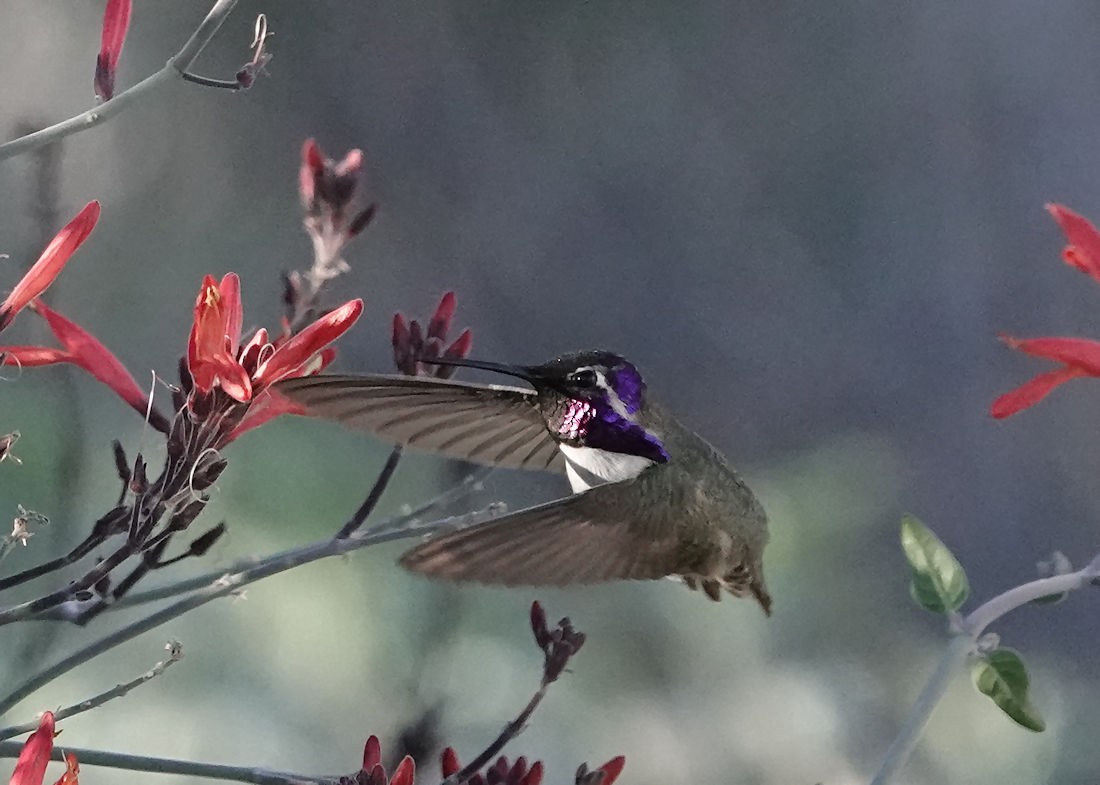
[276,351,772,613]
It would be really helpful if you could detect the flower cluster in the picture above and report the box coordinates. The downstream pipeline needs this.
[993,205,1100,418]
[299,138,377,282]
[0,142,371,619]
[338,736,624,785]
[185,272,362,438]
[392,292,473,377]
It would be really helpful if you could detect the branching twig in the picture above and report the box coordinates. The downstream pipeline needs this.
[102,466,491,612]
[450,603,586,784]
[0,602,587,785]
[869,555,1100,785]
[0,641,183,741]
[0,742,325,785]
[0,501,504,715]
[0,0,246,163]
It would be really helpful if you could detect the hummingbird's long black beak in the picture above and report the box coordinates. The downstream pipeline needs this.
[418,356,543,385]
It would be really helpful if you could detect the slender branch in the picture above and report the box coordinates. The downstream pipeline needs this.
[867,635,972,785]
[0,0,241,163]
[963,560,1100,636]
[170,0,240,70]
[337,446,403,539]
[868,556,1100,785]
[0,504,502,715]
[0,642,182,741]
[0,742,329,785]
[454,687,546,782]
[107,467,490,612]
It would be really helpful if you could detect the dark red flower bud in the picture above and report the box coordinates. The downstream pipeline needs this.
[441,747,461,778]
[95,0,132,100]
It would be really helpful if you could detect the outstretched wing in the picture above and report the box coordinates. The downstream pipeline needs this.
[399,476,682,585]
[275,374,565,473]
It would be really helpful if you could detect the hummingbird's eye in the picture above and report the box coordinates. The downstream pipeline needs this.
[569,369,599,388]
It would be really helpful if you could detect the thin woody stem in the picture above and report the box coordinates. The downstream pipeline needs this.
[107,467,490,611]
[0,643,182,741]
[0,742,332,785]
[0,503,501,715]
[0,0,241,163]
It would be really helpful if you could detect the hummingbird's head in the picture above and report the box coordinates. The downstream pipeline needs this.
[420,350,670,462]
[527,351,670,463]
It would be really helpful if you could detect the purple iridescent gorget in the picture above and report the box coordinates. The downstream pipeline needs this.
[548,355,670,464]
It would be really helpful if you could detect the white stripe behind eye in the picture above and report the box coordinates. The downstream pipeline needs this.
[589,368,632,420]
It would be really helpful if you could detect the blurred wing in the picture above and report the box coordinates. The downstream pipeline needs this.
[275,374,565,473]
[399,478,681,585]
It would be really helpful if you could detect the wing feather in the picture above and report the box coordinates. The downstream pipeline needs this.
[276,374,565,473]
[398,479,682,587]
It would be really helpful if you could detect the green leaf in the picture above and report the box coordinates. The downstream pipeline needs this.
[971,648,1046,732]
[900,515,970,613]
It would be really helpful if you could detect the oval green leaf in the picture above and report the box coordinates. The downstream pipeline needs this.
[970,647,1045,732]
[900,515,970,613]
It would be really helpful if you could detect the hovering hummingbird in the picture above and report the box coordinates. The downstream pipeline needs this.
[276,351,771,613]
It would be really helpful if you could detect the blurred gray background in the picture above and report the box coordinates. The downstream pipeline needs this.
[2,2,1100,784]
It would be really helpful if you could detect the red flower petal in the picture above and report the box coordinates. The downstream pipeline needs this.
[442,329,472,362]
[361,736,381,773]
[252,299,362,387]
[227,388,307,441]
[51,755,78,785]
[10,712,55,785]
[0,201,100,332]
[427,292,456,343]
[35,302,150,417]
[1047,203,1100,284]
[991,366,1087,419]
[219,273,243,353]
[94,0,132,100]
[1001,335,1100,375]
[596,756,625,785]
[300,139,324,206]
[389,756,415,785]
[0,346,71,366]
[519,761,543,785]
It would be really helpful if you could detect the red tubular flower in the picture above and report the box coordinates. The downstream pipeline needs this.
[0,201,100,332]
[251,299,362,388]
[993,205,1100,418]
[94,0,132,100]
[0,301,150,419]
[342,736,414,785]
[187,274,252,402]
[595,756,625,785]
[1047,203,1100,282]
[9,712,55,785]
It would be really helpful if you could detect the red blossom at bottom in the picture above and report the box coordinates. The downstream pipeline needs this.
[8,712,78,785]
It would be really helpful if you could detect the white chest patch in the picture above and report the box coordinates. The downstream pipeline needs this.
[559,444,655,493]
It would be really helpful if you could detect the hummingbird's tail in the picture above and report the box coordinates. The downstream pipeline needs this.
[682,568,772,615]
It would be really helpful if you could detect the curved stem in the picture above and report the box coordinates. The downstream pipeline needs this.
[0,0,240,163]
[868,557,1100,785]
[867,635,972,785]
